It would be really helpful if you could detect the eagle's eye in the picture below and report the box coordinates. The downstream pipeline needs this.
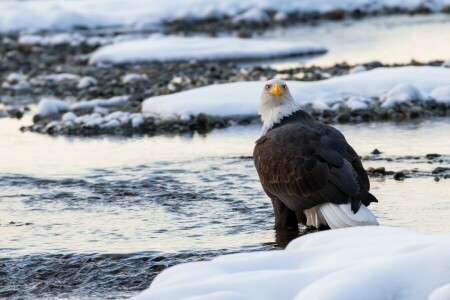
[265,84,271,90]
[282,85,287,89]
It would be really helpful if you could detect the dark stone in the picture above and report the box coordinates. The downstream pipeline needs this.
[393,172,406,180]
[426,153,441,159]
[432,167,450,174]
[371,148,382,155]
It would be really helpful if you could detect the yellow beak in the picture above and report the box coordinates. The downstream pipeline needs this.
[270,84,283,100]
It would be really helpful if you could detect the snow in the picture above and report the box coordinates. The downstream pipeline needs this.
[2,73,31,91]
[31,73,81,86]
[142,66,450,118]
[18,33,84,47]
[36,96,128,117]
[132,226,450,300]
[345,96,370,110]
[89,36,325,64]
[1,0,450,33]
[77,76,98,89]
[61,112,77,122]
[443,60,450,68]
[37,99,71,117]
[380,83,424,108]
[71,96,129,111]
[429,85,450,104]
[349,64,367,74]
[232,8,270,24]
[122,73,149,84]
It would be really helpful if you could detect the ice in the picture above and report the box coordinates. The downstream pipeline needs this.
[89,36,326,64]
[142,66,450,118]
[132,226,450,300]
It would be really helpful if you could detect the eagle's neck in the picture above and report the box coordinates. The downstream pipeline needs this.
[260,102,299,136]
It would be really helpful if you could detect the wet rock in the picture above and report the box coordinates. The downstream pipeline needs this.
[393,172,406,180]
[371,148,382,155]
[432,167,450,174]
[426,153,441,159]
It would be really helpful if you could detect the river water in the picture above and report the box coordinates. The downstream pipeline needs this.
[1,114,449,299]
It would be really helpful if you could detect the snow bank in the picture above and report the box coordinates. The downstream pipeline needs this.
[89,36,326,64]
[142,66,450,118]
[1,0,450,33]
[132,226,450,300]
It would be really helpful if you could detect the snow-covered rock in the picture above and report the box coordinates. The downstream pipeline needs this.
[380,83,424,108]
[2,73,31,90]
[1,0,450,33]
[77,76,98,89]
[122,73,149,84]
[442,59,450,68]
[71,96,129,111]
[37,99,71,117]
[31,73,81,86]
[142,66,450,118]
[61,112,77,122]
[132,226,450,300]
[429,85,450,104]
[232,8,270,24]
[89,36,326,64]
[18,33,84,46]
[349,64,367,74]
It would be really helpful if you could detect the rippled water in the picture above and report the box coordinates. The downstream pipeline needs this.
[1,116,449,299]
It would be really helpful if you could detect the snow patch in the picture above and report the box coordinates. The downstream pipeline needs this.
[132,226,450,300]
[89,36,326,64]
[142,66,450,118]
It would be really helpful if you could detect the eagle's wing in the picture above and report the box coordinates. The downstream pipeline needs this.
[253,122,377,213]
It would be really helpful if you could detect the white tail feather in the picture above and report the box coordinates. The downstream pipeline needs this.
[304,203,378,229]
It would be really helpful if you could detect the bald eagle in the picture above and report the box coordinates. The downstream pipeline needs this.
[253,79,379,230]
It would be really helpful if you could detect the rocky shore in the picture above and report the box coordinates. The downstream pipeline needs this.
[1,31,449,137]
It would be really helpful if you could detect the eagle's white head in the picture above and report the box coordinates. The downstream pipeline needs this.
[258,78,298,136]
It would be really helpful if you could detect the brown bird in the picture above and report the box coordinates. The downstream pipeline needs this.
[253,79,379,230]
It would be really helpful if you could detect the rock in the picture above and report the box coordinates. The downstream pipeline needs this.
[371,148,382,155]
[393,172,406,180]
[426,153,441,159]
[434,176,440,182]
[432,167,450,174]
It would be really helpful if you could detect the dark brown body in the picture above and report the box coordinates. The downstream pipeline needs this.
[253,110,378,229]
